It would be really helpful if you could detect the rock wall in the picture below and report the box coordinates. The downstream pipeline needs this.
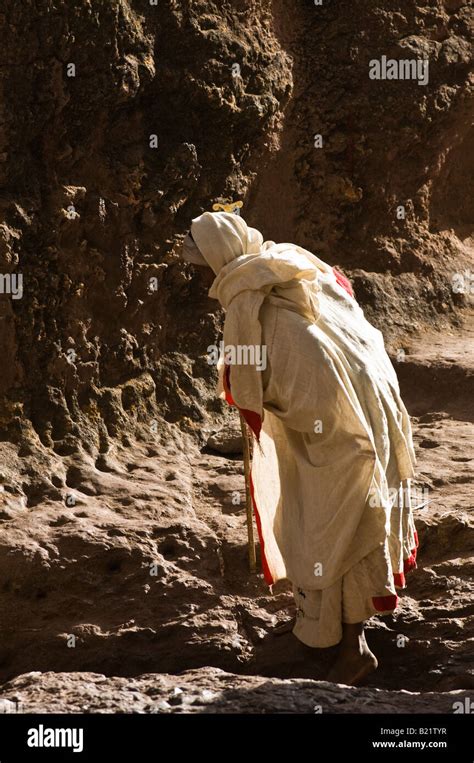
[250,0,473,331]
[0,0,291,455]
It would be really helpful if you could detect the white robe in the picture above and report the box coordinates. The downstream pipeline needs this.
[189,211,418,648]
[252,270,416,587]
[250,274,417,646]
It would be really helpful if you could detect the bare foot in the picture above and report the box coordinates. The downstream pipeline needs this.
[272,616,296,636]
[326,646,378,686]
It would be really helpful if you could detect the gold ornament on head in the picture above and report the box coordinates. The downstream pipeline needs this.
[212,200,243,215]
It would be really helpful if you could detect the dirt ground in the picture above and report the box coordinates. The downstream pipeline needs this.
[0,312,472,711]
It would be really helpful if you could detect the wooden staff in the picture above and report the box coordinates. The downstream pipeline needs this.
[239,412,257,572]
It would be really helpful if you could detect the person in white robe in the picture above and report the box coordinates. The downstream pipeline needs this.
[180,211,418,685]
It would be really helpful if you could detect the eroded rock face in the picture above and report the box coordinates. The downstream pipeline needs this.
[0,0,292,455]
[251,0,473,337]
[0,0,472,710]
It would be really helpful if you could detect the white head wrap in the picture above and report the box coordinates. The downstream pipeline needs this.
[190,211,263,275]
[186,211,337,416]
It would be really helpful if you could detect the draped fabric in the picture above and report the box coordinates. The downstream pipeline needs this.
[189,211,417,646]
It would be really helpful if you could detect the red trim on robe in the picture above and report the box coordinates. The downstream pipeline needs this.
[404,550,417,574]
[223,364,272,582]
[393,530,419,589]
[222,362,235,405]
[393,572,406,589]
[223,364,262,440]
[401,532,419,578]
[333,267,354,298]
[372,594,398,612]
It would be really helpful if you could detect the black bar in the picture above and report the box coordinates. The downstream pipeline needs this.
[0,712,471,761]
